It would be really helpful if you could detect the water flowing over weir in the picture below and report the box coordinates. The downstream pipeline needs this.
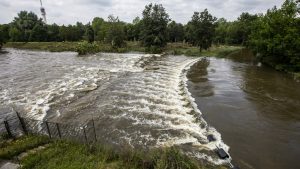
[0,49,230,165]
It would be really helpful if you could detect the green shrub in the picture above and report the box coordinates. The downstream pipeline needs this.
[75,41,99,55]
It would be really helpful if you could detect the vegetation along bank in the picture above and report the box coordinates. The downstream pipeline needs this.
[0,0,299,73]
[0,134,226,169]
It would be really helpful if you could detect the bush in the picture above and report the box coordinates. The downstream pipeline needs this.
[75,41,99,55]
[145,46,163,54]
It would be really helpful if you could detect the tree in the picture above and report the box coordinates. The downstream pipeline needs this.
[29,23,47,41]
[10,11,43,41]
[249,0,300,71]
[186,9,217,51]
[214,18,229,44]
[92,17,104,41]
[140,3,170,50]
[0,24,10,49]
[47,24,60,41]
[84,23,94,43]
[106,15,125,48]
[167,21,184,42]
[9,27,22,42]
[237,12,258,45]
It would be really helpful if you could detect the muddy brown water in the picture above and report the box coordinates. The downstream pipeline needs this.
[187,49,300,169]
[0,48,229,166]
[0,48,299,168]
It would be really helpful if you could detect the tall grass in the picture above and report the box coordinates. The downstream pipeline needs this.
[1,135,226,169]
[0,134,50,159]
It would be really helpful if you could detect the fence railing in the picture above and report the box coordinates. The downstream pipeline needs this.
[0,111,97,144]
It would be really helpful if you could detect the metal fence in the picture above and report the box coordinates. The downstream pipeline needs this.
[0,111,97,144]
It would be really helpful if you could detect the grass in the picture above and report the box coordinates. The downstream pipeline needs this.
[4,42,78,52]
[0,134,50,159]
[4,41,242,58]
[4,41,146,54]
[165,43,243,57]
[0,135,227,169]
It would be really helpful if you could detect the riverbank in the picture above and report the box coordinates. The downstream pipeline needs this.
[4,42,243,57]
[0,134,226,169]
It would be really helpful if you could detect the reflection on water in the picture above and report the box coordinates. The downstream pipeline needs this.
[187,50,300,169]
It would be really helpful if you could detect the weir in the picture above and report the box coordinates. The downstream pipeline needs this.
[0,49,232,167]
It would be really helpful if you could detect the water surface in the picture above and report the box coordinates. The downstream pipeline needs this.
[0,48,230,166]
[187,49,300,169]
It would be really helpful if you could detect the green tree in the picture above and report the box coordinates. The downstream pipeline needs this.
[167,21,184,42]
[106,15,125,48]
[47,24,60,41]
[214,18,229,44]
[84,23,94,43]
[186,9,217,51]
[92,17,104,41]
[249,0,300,71]
[237,12,258,45]
[10,11,43,41]
[0,24,10,49]
[140,3,169,50]
[29,23,47,41]
[9,27,22,42]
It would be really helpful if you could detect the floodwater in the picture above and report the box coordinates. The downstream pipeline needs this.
[0,48,230,166]
[187,49,300,169]
[1,48,299,169]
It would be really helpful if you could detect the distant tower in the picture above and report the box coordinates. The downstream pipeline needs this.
[40,0,47,24]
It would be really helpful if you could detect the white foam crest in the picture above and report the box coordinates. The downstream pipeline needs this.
[187,151,231,165]
[180,58,231,163]
[6,65,112,120]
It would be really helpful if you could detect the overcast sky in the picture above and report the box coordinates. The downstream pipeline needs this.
[0,0,284,25]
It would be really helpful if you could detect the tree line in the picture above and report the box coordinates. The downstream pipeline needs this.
[0,0,299,71]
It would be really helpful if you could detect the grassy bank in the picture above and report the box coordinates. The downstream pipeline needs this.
[4,41,145,53]
[165,43,243,57]
[0,135,226,169]
[4,41,242,57]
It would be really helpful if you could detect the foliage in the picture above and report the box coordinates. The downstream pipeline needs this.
[249,0,300,72]
[0,24,10,49]
[75,41,99,55]
[59,23,85,41]
[214,13,258,46]
[10,11,44,42]
[29,23,48,42]
[92,17,105,41]
[84,24,94,43]
[47,24,60,41]
[125,17,142,41]
[186,9,217,51]
[106,15,126,48]
[140,3,170,51]
[167,21,184,42]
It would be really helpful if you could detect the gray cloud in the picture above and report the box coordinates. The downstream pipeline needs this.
[0,0,284,24]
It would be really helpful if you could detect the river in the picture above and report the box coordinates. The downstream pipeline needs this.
[187,49,300,169]
[0,48,299,169]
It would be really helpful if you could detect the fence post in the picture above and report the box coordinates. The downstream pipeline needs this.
[45,121,51,138]
[83,126,88,144]
[4,120,13,138]
[16,111,27,134]
[92,118,97,142]
[56,123,61,139]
